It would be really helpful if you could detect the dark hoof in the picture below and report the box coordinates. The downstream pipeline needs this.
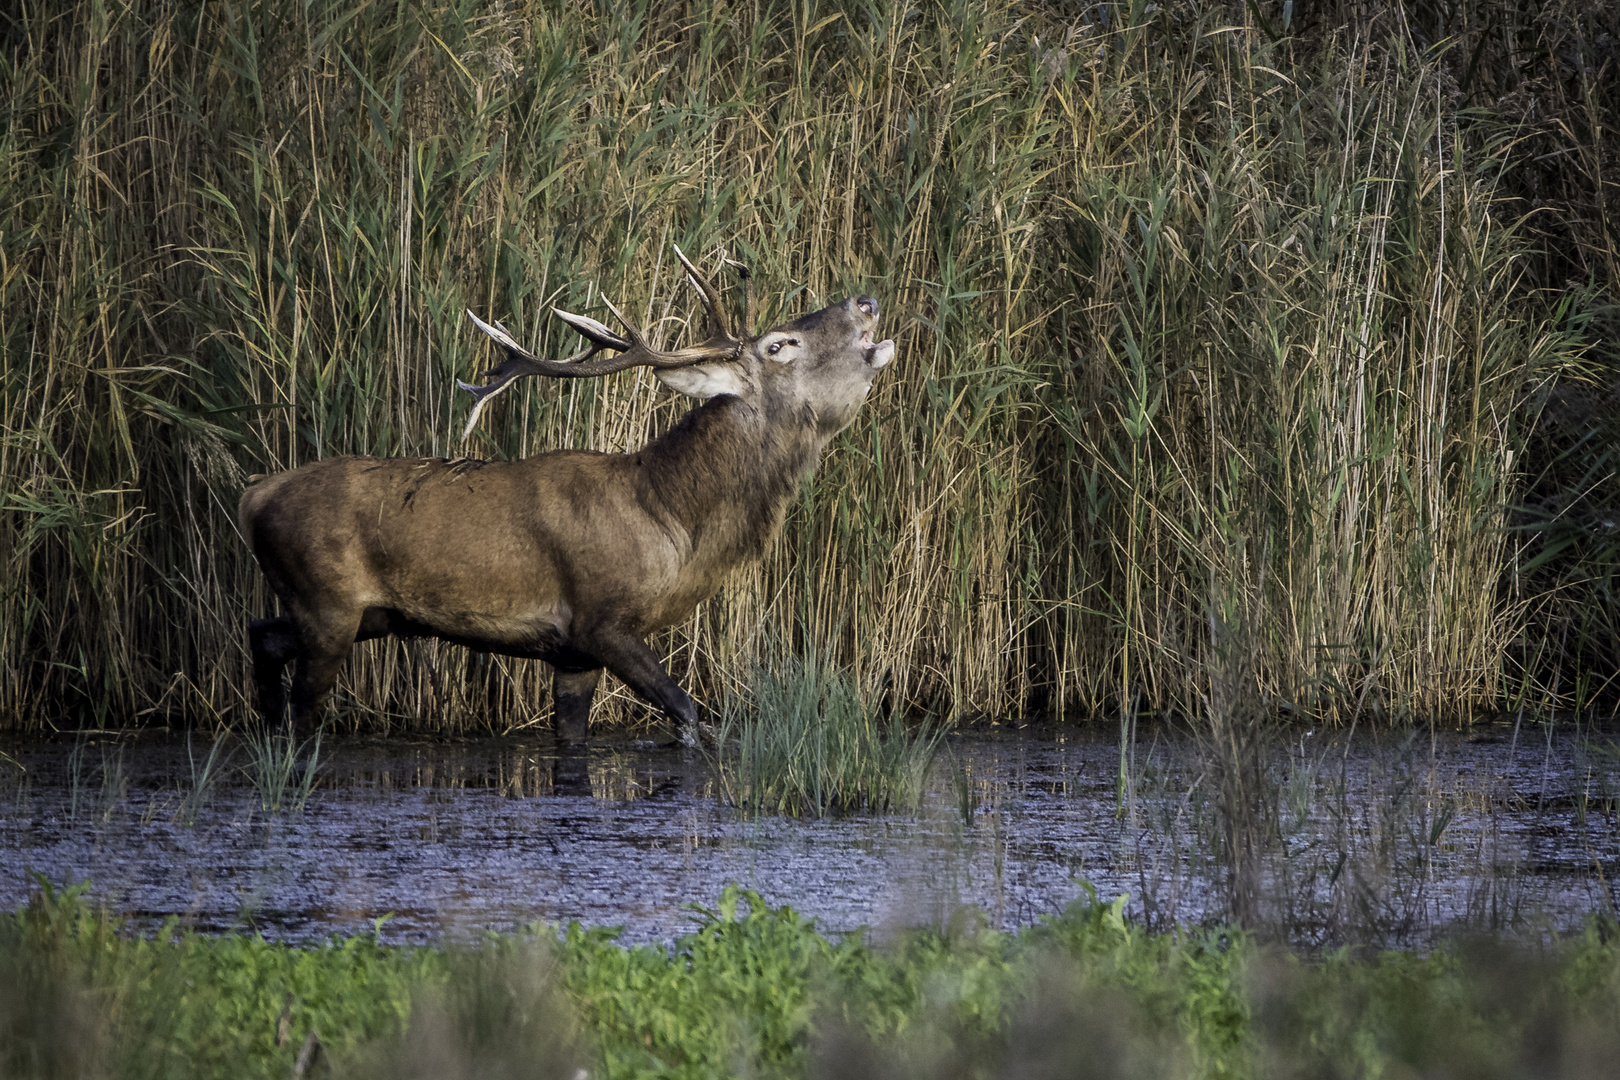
[676,721,718,749]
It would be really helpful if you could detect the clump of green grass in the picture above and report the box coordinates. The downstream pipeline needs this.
[715,655,943,817]
[93,744,126,823]
[241,726,322,813]
[178,730,232,827]
[65,736,88,824]
[64,737,127,824]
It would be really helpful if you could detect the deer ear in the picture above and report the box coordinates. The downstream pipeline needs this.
[654,364,749,400]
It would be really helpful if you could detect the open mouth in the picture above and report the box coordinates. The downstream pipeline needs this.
[859,328,896,370]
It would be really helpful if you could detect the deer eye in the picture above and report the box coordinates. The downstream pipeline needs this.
[767,341,783,355]
[766,338,798,357]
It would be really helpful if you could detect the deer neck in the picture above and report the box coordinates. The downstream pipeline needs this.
[639,395,824,570]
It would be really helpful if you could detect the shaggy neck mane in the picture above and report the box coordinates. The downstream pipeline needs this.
[638,394,822,569]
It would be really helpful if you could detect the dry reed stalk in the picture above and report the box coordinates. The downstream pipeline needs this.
[0,0,1604,733]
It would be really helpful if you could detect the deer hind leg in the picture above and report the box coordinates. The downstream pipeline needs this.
[248,617,300,727]
[287,609,363,738]
[552,667,601,744]
[551,667,597,795]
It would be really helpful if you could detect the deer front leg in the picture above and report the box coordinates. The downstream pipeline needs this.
[578,627,700,738]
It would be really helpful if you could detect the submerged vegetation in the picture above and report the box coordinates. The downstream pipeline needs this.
[2,879,1618,1079]
[715,653,942,815]
[2,0,1616,733]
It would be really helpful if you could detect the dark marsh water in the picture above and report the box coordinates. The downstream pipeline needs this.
[1,722,1615,947]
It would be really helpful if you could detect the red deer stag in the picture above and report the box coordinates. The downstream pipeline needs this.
[239,247,895,743]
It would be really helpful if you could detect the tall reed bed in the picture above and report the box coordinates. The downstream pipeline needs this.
[0,0,1598,732]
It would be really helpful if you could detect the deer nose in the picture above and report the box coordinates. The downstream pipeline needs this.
[854,296,879,319]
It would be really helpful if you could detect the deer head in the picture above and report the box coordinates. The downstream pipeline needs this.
[460,246,895,440]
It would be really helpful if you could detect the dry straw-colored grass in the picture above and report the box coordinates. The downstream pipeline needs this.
[0,0,1609,732]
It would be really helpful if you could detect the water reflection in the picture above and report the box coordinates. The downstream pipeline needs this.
[0,723,1614,946]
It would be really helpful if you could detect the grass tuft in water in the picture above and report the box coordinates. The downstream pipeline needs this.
[945,744,980,829]
[65,737,88,824]
[178,730,232,827]
[716,655,943,817]
[241,727,323,814]
[94,745,126,824]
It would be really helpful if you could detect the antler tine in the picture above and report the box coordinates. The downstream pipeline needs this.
[671,244,735,343]
[458,311,598,440]
[462,245,750,436]
[553,307,631,352]
[595,294,650,351]
[724,258,756,338]
[455,370,518,441]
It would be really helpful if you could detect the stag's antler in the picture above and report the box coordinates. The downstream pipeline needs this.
[459,246,747,439]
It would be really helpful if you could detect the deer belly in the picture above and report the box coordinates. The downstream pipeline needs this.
[361,601,572,660]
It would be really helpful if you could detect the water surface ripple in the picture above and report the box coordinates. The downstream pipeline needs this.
[1,724,1614,946]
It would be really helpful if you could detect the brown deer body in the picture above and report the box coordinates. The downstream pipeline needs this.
[239,250,894,741]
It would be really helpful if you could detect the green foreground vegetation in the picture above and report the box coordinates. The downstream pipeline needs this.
[5,0,1619,733]
[3,880,1618,1079]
